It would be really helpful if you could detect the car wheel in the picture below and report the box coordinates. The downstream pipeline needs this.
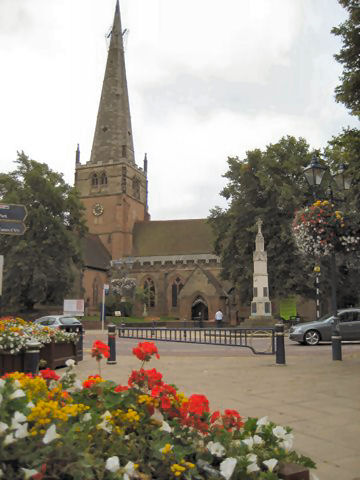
[304,330,320,346]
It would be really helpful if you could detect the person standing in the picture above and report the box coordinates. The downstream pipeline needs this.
[215,309,223,328]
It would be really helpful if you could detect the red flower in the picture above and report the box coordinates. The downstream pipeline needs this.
[187,394,210,416]
[114,385,129,392]
[40,369,60,381]
[83,374,103,388]
[91,340,110,360]
[161,396,171,410]
[210,410,220,423]
[132,342,160,362]
[128,368,163,389]
[31,463,47,480]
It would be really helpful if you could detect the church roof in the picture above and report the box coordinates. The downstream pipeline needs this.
[82,234,111,271]
[131,219,216,256]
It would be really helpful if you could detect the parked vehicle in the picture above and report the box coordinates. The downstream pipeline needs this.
[33,315,82,329]
[289,308,360,345]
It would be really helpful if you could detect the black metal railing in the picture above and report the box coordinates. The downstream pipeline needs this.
[117,326,276,355]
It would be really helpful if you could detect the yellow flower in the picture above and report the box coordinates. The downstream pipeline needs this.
[161,443,173,454]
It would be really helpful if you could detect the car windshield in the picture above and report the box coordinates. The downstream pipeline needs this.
[60,318,79,325]
[317,313,333,322]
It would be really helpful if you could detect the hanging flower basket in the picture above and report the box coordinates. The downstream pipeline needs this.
[293,200,360,257]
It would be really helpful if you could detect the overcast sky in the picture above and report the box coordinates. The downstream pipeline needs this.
[0,0,358,220]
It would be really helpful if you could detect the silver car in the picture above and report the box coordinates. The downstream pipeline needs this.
[33,315,82,328]
[289,308,360,345]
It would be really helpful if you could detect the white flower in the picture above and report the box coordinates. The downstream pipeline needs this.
[65,358,76,367]
[124,461,137,479]
[263,458,278,472]
[27,401,35,409]
[256,416,269,431]
[207,441,226,458]
[219,457,237,480]
[279,434,294,451]
[105,456,120,473]
[11,411,27,428]
[272,425,287,439]
[14,422,28,439]
[160,421,172,433]
[21,468,39,479]
[253,434,264,445]
[247,453,257,464]
[9,389,25,400]
[43,424,60,444]
[0,422,8,434]
[242,437,254,449]
[82,412,92,422]
[3,433,15,445]
[97,412,112,433]
[0,379,5,390]
[247,462,260,474]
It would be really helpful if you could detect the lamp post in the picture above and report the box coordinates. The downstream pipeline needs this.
[303,155,352,361]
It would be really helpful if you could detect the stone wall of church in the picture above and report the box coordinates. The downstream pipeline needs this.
[82,269,109,314]
[128,261,225,321]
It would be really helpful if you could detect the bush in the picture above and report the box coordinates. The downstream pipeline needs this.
[0,342,316,479]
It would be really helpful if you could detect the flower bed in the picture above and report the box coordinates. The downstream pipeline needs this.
[0,341,316,479]
[0,317,79,374]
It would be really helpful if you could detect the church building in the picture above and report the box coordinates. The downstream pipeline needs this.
[75,1,231,322]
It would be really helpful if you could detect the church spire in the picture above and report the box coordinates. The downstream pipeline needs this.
[89,0,135,165]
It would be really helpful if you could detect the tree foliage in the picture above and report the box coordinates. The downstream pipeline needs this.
[332,0,360,117]
[0,152,87,310]
[208,136,316,304]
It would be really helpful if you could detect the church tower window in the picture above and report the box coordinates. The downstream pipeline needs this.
[100,172,108,185]
[91,173,99,187]
[121,166,127,193]
[171,277,184,307]
[144,277,155,308]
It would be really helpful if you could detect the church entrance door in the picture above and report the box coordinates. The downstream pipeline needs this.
[191,296,209,322]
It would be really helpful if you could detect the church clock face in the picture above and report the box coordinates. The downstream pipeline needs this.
[92,203,104,216]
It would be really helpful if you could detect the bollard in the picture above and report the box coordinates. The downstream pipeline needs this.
[107,324,117,365]
[275,323,286,365]
[24,339,42,375]
[76,325,84,362]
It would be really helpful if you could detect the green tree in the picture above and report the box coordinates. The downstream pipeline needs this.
[0,152,87,310]
[324,127,360,307]
[332,1,360,117]
[208,136,316,304]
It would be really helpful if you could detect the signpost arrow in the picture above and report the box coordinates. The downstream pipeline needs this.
[0,221,27,236]
[0,204,28,222]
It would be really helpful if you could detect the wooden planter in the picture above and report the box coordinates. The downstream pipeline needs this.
[40,341,77,369]
[0,351,24,376]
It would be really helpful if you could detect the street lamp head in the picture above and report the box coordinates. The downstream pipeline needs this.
[303,155,327,188]
[333,163,352,191]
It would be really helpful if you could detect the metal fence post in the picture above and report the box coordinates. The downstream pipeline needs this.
[107,324,117,365]
[275,323,286,365]
[24,339,41,375]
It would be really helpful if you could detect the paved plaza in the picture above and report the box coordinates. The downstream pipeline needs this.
[62,331,360,480]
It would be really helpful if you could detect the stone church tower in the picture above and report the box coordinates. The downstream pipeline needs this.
[75,0,148,260]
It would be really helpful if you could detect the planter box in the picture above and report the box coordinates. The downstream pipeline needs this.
[40,341,77,369]
[0,351,24,376]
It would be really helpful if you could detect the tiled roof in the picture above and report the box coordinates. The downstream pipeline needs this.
[82,234,111,270]
[131,219,215,257]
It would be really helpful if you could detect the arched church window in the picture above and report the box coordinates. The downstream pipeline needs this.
[171,277,184,307]
[132,177,140,200]
[144,277,155,308]
[91,174,99,187]
[100,172,108,185]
